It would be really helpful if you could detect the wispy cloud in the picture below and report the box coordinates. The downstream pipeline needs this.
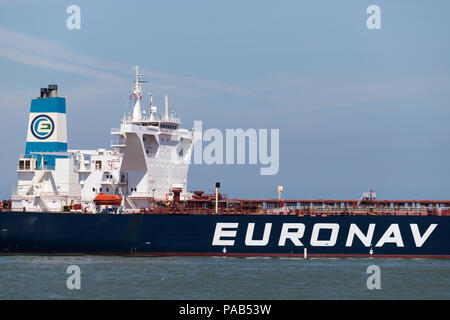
[253,71,450,111]
[0,26,253,97]
[0,47,126,83]
[2,25,447,113]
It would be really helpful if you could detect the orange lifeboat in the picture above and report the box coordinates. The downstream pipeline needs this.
[93,193,122,206]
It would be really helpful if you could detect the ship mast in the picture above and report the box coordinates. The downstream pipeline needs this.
[131,65,144,122]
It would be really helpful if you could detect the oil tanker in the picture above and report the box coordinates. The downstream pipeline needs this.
[1,67,449,258]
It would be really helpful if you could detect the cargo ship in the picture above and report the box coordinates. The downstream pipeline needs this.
[1,67,449,258]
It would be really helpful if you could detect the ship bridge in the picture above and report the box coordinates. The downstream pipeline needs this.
[109,66,193,208]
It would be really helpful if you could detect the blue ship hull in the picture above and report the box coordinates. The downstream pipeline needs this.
[0,211,449,258]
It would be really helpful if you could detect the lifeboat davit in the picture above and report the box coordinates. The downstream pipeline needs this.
[93,193,122,206]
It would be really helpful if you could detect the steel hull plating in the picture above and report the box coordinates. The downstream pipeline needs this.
[0,212,449,258]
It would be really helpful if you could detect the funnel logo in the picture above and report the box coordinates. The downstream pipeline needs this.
[30,115,54,140]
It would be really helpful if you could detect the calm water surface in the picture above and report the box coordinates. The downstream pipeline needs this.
[0,255,449,299]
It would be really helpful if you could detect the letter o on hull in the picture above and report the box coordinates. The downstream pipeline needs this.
[310,223,340,247]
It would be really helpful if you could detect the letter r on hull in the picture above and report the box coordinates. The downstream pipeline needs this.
[278,223,305,246]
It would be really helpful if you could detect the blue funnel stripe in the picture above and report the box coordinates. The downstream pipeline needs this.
[25,142,68,169]
[30,97,66,113]
[25,142,68,154]
[24,154,66,169]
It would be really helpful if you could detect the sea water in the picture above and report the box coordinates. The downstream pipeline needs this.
[0,255,448,299]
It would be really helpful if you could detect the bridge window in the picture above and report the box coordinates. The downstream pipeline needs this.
[19,159,33,170]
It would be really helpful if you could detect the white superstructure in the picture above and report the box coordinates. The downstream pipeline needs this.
[12,67,194,213]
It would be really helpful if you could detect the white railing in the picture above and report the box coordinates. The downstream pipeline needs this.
[123,114,181,125]
[111,139,126,147]
[37,166,55,171]
[18,165,55,171]
[128,192,153,197]
[19,154,39,159]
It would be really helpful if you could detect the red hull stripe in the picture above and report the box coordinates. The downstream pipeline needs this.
[2,251,450,259]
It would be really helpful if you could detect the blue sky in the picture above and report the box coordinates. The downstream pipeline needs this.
[0,0,449,200]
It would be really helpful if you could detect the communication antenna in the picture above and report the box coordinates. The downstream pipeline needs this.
[132,65,148,85]
[131,65,148,122]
